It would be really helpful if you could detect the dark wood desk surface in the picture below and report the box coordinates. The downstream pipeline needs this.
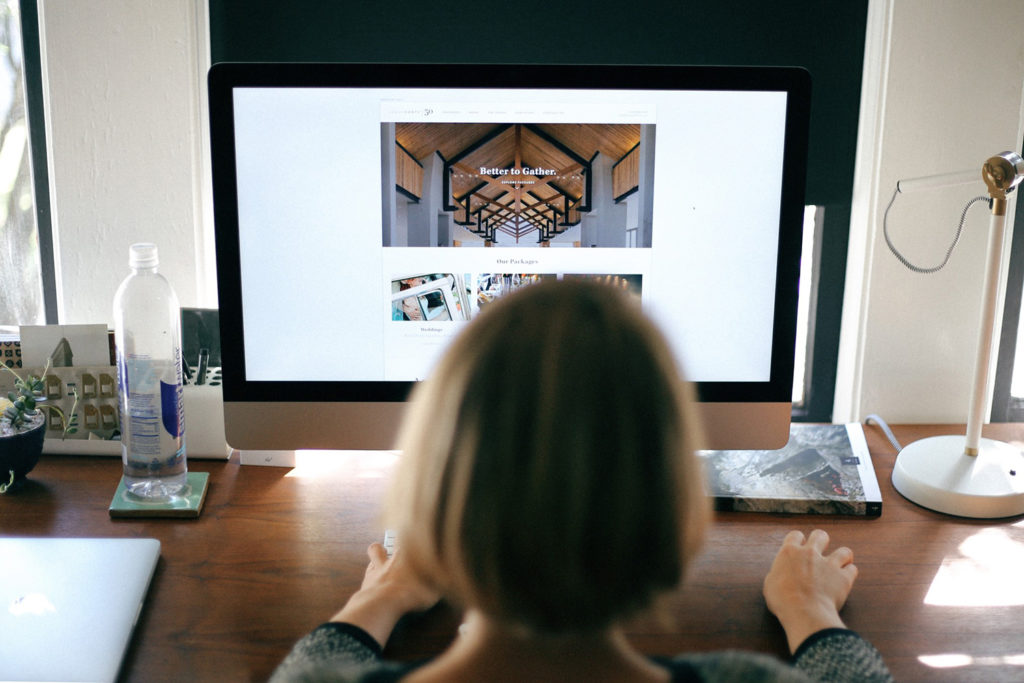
[4,424,1024,682]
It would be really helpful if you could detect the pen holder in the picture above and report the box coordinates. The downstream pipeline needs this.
[182,383,231,460]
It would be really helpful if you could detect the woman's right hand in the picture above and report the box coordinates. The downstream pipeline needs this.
[328,543,441,648]
[762,529,858,654]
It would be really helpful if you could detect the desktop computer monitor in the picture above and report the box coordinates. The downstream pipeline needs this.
[208,63,810,452]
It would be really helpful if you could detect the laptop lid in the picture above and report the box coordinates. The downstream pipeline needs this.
[0,537,160,683]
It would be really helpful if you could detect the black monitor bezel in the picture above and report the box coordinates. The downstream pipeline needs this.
[208,62,810,405]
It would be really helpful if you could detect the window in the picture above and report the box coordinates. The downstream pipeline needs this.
[991,162,1024,422]
[0,0,43,327]
[792,205,822,408]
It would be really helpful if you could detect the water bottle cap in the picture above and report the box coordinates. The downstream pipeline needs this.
[129,242,159,268]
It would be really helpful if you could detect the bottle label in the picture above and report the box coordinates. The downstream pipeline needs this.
[160,379,182,437]
[116,351,186,466]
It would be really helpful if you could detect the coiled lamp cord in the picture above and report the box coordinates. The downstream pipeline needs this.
[882,187,991,273]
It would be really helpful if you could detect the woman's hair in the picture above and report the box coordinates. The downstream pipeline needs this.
[388,278,709,634]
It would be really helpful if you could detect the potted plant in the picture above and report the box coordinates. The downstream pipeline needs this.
[0,362,77,493]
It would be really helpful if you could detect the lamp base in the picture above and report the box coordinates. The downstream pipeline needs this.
[892,435,1024,518]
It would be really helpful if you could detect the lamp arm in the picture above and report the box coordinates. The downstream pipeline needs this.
[897,168,979,194]
[964,152,1024,455]
[965,208,1009,455]
[894,151,1024,195]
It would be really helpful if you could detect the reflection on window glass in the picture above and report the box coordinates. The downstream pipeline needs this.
[792,205,819,407]
[1011,295,1024,400]
[0,0,42,326]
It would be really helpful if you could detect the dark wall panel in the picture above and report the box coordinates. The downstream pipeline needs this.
[209,0,867,206]
[208,0,869,421]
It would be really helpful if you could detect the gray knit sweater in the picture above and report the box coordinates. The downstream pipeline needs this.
[270,623,893,682]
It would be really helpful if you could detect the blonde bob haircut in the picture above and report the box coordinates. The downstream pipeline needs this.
[388,278,709,634]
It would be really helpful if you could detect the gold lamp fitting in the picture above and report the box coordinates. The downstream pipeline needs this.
[983,151,1024,216]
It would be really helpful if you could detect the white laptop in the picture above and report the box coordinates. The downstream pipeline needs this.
[0,537,160,682]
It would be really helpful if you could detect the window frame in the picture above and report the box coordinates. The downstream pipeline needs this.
[20,0,56,323]
[990,148,1024,422]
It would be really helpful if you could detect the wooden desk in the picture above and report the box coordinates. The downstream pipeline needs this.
[3,424,1024,682]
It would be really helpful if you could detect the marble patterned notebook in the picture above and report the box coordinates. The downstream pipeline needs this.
[700,423,882,516]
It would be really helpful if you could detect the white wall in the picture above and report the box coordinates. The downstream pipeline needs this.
[38,0,212,325]
[835,0,1024,423]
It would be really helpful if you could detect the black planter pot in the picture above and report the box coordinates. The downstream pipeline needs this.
[0,419,46,485]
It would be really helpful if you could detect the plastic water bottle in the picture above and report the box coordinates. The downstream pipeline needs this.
[112,243,187,498]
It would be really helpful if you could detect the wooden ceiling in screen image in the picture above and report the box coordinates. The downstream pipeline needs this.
[395,123,641,243]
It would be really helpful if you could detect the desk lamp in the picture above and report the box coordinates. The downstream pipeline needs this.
[888,151,1024,518]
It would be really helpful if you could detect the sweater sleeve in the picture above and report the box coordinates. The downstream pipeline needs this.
[269,622,387,683]
[666,628,892,683]
[792,628,893,683]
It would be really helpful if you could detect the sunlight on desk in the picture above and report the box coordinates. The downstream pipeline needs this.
[283,450,400,480]
[924,527,1024,607]
[919,653,1024,669]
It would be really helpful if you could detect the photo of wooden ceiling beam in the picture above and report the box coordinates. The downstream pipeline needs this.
[394,122,641,243]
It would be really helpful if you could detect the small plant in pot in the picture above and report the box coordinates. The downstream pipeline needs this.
[0,362,77,493]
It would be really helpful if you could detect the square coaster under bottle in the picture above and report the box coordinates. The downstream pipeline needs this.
[108,471,209,518]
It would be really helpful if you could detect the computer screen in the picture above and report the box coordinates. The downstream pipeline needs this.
[209,63,810,451]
